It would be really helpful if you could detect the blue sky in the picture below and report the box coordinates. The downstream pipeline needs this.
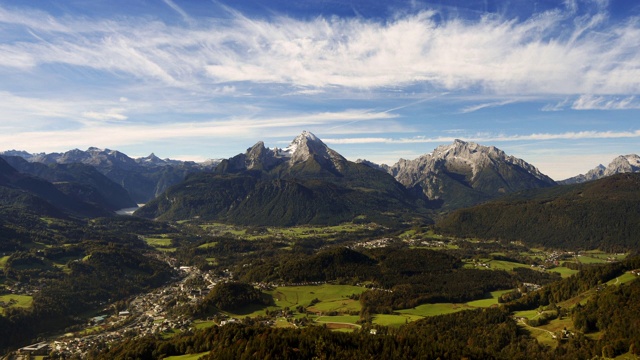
[0,0,639,180]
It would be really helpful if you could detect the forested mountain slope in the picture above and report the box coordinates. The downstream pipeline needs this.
[137,132,433,225]
[436,173,640,250]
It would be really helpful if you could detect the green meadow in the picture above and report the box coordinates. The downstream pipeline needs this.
[0,294,33,314]
[0,256,10,269]
[163,352,209,360]
[200,222,375,241]
[222,284,366,320]
[548,266,579,278]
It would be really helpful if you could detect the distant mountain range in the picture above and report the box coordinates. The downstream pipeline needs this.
[560,154,640,184]
[1,148,220,203]
[2,133,637,225]
[0,157,113,218]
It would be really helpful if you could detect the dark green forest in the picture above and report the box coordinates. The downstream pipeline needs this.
[436,173,640,250]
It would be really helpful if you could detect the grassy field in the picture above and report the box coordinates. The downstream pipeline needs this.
[606,272,638,286]
[193,320,216,329]
[200,222,375,241]
[144,235,173,248]
[0,294,33,314]
[198,242,218,249]
[466,289,512,307]
[160,328,182,339]
[223,284,367,320]
[575,255,608,264]
[268,284,365,310]
[373,314,423,327]
[0,256,9,269]
[315,314,361,328]
[397,303,470,317]
[163,352,209,360]
[463,259,531,271]
[384,289,512,325]
[486,260,531,271]
[517,321,557,348]
[513,309,540,320]
[548,266,579,278]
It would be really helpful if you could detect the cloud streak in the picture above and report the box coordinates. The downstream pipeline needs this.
[0,2,639,96]
[323,129,640,145]
[0,109,398,152]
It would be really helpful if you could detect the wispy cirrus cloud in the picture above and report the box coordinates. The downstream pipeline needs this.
[0,2,639,96]
[0,109,399,152]
[323,129,640,145]
[572,94,640,110]
[460,99,519,113]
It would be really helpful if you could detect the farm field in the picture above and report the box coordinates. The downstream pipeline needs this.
[199,222,377,241]
[143,235,176,252]
[383,289,513,325]
[268,284,365,310]
[606,272,637,286]
[224,284,366,319]
[0,294,33,314]
[163,352,209,360]
[548,266,579,278]
[0,256,9,269]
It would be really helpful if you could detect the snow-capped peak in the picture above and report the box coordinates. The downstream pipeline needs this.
[279,131,323,158]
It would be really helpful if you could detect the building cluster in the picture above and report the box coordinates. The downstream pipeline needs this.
[43,265,230,358]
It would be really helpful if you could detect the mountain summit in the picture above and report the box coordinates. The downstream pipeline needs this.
[138,131,430,225]
[216,131,347,175]
[279,130,344,167]
[378,139,556,209]
[561,154,640,184]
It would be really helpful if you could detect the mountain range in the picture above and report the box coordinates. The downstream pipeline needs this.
[0,157,113,218]
[136,132,555,225]
[1,148,219,203]
[373,139,556,210]
[560,154,640,184]
[136,131,433,225]
[1,132,638,225]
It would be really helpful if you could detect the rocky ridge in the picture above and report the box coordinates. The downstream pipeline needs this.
[561,154,640,184]
[362,139,556,210]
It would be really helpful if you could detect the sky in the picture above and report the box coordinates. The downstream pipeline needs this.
[0,0,639,180]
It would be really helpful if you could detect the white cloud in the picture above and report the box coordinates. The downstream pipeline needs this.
[572,94,640,110]
[323,129,640,145]
[460,99,518,113]
[0,3,639,95]
[82,108,128,121]
[162,0,192,23]
[0,109,398,152]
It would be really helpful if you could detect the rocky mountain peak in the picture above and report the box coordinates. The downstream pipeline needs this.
[245,141,280,170]
[560,154,640,184]
[606,154,640,175]
[279,131,345,167]
[387,140,555,209]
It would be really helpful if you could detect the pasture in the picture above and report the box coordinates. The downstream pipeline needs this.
[0,294,33,314]
[163,352,209,360]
